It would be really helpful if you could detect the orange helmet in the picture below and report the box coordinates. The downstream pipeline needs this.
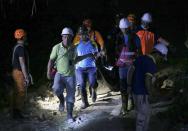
[127,13,136,23]
[14,29,26,40]
[83,19,92,28]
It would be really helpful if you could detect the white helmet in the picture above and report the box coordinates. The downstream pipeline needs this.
[154,43,168,56]
[141,13,152,23]
[61,27,74,36]
[119,18,130,29]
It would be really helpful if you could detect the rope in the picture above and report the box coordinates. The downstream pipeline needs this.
[31,0,37,17]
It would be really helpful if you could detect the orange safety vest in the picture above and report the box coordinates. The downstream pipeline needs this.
[136,30,155,55]
[73,30,104,49]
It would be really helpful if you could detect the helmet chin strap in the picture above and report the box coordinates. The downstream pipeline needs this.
[141,24,149,30]
[17,40,24,44]
[62,41,67,47]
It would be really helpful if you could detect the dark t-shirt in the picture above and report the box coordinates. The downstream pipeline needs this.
[12,44,29,71]
[132,55,157,95]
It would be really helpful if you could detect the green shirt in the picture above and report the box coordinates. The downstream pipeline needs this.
[50,42,75,76]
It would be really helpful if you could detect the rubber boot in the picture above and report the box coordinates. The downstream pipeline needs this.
[80,89,89,109]
[66,102,74,123]
[12,109,25,119]
[57,94,64,112]
[127,95,134,111]
[121,93,128,115]
[75,84,80,97]
[89,86,92,98]
[90,81,98,99]
[119,79,128,115]
[91,88,97,102]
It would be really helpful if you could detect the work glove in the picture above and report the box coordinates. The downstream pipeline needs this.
[100,48,106,57]
[29,74,34,85]
[24,77,30,87]
[24,73,34,87]
[94,50,106,58]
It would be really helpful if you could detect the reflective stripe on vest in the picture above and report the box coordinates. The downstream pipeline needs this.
[136,30,155,55]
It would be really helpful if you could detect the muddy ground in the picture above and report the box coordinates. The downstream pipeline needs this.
[0,66,187,131]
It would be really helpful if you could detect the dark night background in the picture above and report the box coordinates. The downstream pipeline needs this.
[0,1,188,130]
[0,0,188,83]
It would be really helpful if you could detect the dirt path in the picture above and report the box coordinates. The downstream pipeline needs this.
[0,76,180,131]
[0,81,124,131]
